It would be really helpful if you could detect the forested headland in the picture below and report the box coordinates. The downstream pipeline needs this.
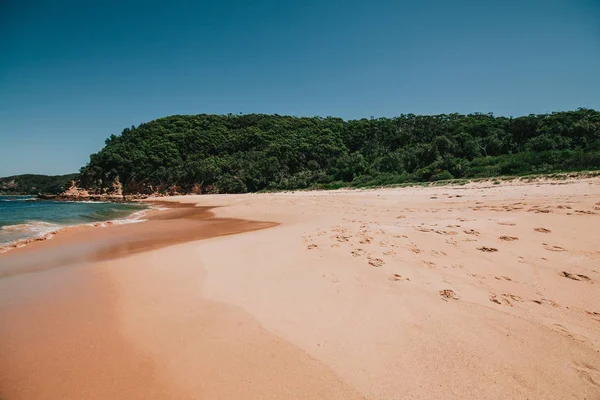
[77,109,600,194]
[0,174,78,195]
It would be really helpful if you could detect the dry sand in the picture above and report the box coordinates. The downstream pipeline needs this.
[1,178,600,399]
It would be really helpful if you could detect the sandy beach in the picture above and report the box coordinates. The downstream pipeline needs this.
[1,178,599,399]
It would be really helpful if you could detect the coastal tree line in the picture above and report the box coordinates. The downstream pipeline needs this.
[77,109,600,194]
[0,174,78,195]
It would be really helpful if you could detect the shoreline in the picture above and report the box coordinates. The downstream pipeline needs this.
[3,169,594,257]
[0,202,154,254]
[0,201,277,279]
[1,200,357,400]
[1,178,599,399]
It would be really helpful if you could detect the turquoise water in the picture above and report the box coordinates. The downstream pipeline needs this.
[0,196,148,245]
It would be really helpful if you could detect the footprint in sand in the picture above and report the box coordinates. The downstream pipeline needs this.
[499,236,519,241]
[383,250,396,256]
[477,246,498,253]
[489,294,506,305]
[439,289,458,301]
[307,244,318,250]
[388,273,409,282]
[422,261,436,268]
[435,230,458,235]
[357,230,373,244]
[572,361,600,388]
[544,244,566,252]
[534,227,551,233]
[585,310,600,317]
[429,250,447,257]
[531,298,559,307]
[502,293,523,303]
[464,229,480,236]
[528,207,551,214]
[408,244,421,254]
[332,226,349,233]
[552,324,592,345]
[415,227,433,233]
[498,221,516,226]
[561,271,592,282]
[332,233,352,242]
[490,293,523,306]
[575,210,596,215]
[351,248,366,257]
[495,276,513,281]
[368,258,385,267]
[556,205,572,210]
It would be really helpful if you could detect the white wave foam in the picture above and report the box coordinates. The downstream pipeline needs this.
[129,209,151,219]
[0,221,61,250]
[0,204,152,253]
[60,200,112,204]
[1,221,58,232]
[113,218,148,225]
[0,197,36,202]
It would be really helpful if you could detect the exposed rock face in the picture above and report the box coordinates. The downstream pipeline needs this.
[51,179,139,202]
[191,183,202,194]
[111,177,123,196]
[61,181,90,199]
[43,176,206,202]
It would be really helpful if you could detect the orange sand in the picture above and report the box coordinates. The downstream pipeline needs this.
[1,178,600,399]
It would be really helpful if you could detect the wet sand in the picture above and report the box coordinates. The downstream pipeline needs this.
[0,202,363,399]
[1,178,600,399]
[0,202,276,278]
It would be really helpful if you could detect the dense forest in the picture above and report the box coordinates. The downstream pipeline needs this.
[78,109,600,194]
[0,174,78,195]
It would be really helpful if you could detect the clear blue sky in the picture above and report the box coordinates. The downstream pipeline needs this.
[1,0,599,176]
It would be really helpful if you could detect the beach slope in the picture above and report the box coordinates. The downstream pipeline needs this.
[1,178,599,399]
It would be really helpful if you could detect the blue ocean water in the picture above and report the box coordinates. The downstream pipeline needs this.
[0,196,148,245]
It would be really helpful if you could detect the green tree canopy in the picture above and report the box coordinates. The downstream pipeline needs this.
[77,109,600,194]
